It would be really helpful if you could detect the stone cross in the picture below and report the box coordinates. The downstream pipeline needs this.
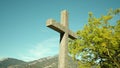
[46,10,77,68]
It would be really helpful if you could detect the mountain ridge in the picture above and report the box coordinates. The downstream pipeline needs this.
[0,58,26,68]
[0,55,77,68]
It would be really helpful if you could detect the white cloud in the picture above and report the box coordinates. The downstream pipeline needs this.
[20,37,59,61]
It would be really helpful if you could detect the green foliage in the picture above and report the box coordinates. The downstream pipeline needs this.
[68,8,120,68]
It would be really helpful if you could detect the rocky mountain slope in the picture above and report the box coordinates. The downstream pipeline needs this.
[0,58,26,68]
[0,55,77,68]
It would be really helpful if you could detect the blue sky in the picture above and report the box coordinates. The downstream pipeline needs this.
[0,0,119,61]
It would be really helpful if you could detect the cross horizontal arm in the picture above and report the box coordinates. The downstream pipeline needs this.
[46,19,77,39]
[68,30,77,39]
[46,19,65,33]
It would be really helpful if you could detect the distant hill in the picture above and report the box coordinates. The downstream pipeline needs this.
[0,55,78,68]
[0,58,26,68]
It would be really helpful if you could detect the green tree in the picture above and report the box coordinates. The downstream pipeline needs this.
[68,8,120,68]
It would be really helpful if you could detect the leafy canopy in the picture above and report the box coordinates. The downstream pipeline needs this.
[68,8,120,68]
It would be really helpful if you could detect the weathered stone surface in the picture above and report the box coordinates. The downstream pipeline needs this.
[46,10,77,68]
[46,19,77,39]
[46,19,65,33]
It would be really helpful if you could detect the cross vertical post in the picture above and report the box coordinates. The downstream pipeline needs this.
[59,10,68,68]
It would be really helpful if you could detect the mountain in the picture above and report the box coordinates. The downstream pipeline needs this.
[0,58,26,68]
[0,55,78,68]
